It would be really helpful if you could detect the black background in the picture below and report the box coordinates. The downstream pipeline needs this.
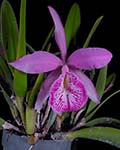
[0,0,120,149]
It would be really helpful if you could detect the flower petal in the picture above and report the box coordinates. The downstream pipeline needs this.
[67,48,112,70]
[48,6,67,61]
[9,51,62,74]
[49,72,88,113]
[71,69,99,103]
[35,69,60,112]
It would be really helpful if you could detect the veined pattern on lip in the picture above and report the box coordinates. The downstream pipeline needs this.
[49,72,88,113]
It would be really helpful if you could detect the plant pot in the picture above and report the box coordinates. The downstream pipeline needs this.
[2,130,73,150]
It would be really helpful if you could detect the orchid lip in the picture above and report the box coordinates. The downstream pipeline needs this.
[49,72,88,113]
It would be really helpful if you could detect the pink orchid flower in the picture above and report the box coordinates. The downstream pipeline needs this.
[9,6,112,113]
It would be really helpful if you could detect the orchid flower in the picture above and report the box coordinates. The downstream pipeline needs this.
[9,6,112,113]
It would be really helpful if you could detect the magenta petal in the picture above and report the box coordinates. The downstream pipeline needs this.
[48,6,67,61]
[67,48,112,70]
[9,51,62,74]
[72,69,99,103]
[35,69,60,112]
[49,72,88,113]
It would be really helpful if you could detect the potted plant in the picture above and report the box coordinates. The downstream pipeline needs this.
[0,0,120,149]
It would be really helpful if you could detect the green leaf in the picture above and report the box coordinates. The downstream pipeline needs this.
[25,106,37,135]
[85,66,108,116]
[13,0,27,97]
[45,111,57,129]
[0,118,5,130]
[28,74,44,107]
[106,73,116,88]
[67,127,120,148]
[1,0,18,61]
[83,16,103,48]
[41,27,54,50]
[96,66,108,99]
[0,84,19,124]
[86,117,120,128]
[0,84,13,107]
[65,3,81,48]
[0,56,13,90]
[11,0,27,126]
